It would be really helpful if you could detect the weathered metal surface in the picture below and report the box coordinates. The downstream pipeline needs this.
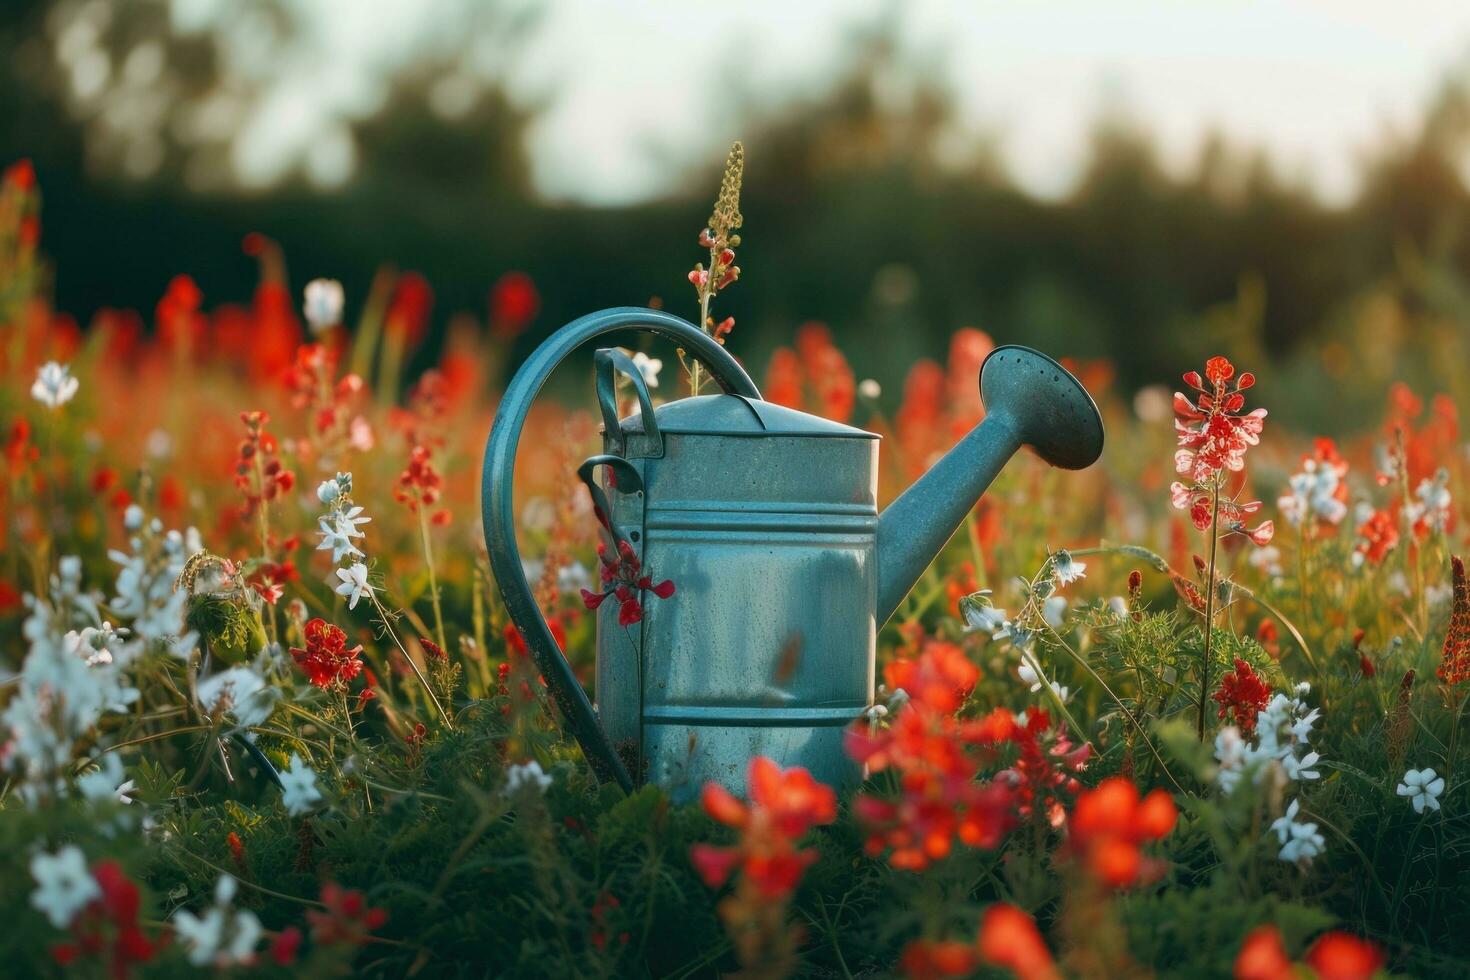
[483,308,1105,799]
[481,308,760,792]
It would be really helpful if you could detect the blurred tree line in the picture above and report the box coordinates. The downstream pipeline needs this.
[6,0,1470,400]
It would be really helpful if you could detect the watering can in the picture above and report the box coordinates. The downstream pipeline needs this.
[482,308,1103,798]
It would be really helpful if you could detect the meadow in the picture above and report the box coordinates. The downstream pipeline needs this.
[3,149,1470,978]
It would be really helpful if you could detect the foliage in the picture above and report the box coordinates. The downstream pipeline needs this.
[6,152,1470,979]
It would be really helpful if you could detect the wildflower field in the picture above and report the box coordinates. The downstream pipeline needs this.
[6,143,1470,980]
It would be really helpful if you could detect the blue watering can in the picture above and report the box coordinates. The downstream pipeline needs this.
[482,308,1103,798]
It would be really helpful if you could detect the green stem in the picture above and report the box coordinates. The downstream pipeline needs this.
[1199,483,1221,742]
[419,502,448,654]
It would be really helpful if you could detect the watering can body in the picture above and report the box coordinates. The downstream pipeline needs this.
[482,308,1103,800]
[594,394,880,796]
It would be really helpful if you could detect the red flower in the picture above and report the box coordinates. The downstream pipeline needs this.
[763,347,803,409]
[899,940,978,979]
[1212,658,1272,737]
[488,271,540,339]
[306,882,388,948]
[4,157,36,191]
[977,903,1059,980]
[385,272,434,345]
[580,538,675,627]
[1066,777,1177,888]
[1234,926,1383,980]
[846,644,1035,870]
[882,640,978,714]
[52,860,159,979]
[270,926,303,966]
[1170,356,1271,544]
[1234,925,1293,980]
[394,444,450,524]
[1354,508,1399,566]
[290,618,365,690]
[1303,931,1384,980]
[1439,555,1470,684]
[689,757,836,898]
[233,411,293,519]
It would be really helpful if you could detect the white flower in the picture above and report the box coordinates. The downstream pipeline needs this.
[279,753,323,816]
[123,504,144,531]
[862,703,889,723]
[334,562,374,610]
[506,759,552,794]
[630,351,662,388]
[1214,726,1246,794]
[1248,545,1283,578]
[173,874,263,967]
[1106,596,1129,619]
[960,593,1007,634]
[1397,767,1445,814]
[302,278,345,334]
[1407,469,1453,535]
[316,479,342,505]
[992,620,1036,651]
[76,753,136,805]
[197,666,277,728]
[1278,458,1347,528]
[858,378,882,400]
[1017,660,1070,703]
[1270,799,1325,865]
[30,846,99,928]
[1280,749,1321,782]
[1042,595,1069,628]
[31,361,79,408]
[1051,550,1086,586]
[317,505,370,564]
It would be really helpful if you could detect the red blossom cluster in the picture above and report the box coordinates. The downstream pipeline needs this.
[290,618,366,690]
[1353,508,1399,566]
[994,706,1092,828]
[233,410,294,518]
[579,538,675,627]
[845,642,1020,870]
[1235,924,1383,980]
[394,444,451,525]
[250,554,299,605]
[282,342,372,463]
[762,322,857,422]
[900,902,1058,980]
[1439,555,1470,685]
[1064,776,1177,889]
[689,756,837,897]
[1170,356,1273,545]
[50,861,159,978]
[488,271,540,340]
[304,881,388,948]
[1379,382,1459,487]
[384,272,434,346]
[1213,658,1272,737]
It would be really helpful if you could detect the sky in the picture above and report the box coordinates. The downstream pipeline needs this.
[162,0,1470,204]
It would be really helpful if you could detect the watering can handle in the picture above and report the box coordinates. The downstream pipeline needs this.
[481,308,761,792]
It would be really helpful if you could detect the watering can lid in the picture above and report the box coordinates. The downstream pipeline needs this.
[623,394,879,439]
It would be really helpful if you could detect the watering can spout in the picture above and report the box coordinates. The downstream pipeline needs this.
[875,345,1105,624]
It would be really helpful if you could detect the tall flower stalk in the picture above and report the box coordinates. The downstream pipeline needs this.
[1169,356,1273,739]
[683,141,744,396]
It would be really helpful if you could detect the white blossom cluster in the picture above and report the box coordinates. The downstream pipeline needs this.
[2,510,203,806]
[315,471,375,610]
[1,559,139,805]
[111,508,200,658]
[173,874,263,967]
[1214,682,1326,866]
[1406,468,1453,535]
[1277,458,1348,528]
